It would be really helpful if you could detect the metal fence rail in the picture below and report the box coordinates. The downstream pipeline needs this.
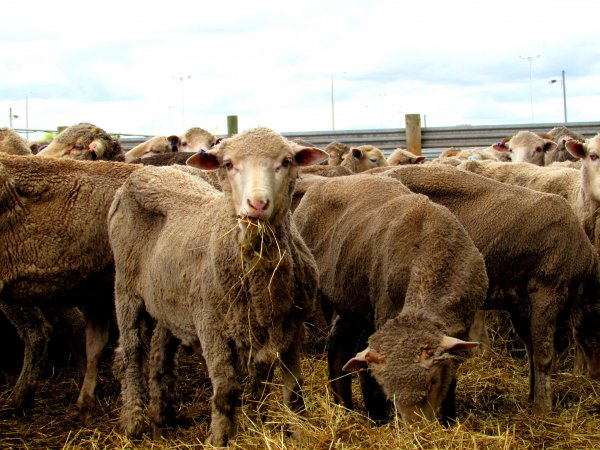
[115,121,600,159]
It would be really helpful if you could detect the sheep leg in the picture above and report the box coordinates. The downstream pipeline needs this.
[0,303,52,413]
[247,360,275,423]
[528,286,559,415]
[203,338,240,447]
[149,323,181,439]
[358,370,390,423]
[508,309,536,404]
[280,340,305,413]
[77,303,111,417]
[115,287,148,438]
[327,314,362,409]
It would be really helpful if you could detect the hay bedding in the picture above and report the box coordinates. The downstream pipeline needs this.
[1,314,600,449]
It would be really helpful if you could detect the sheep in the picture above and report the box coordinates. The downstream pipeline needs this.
[36,122,124,161]
[545,126,586,165]
[0,153,139,416]
[386,148,426,165]
[369,164,600,414]
[502,130,557,165]
[340,144,388,173]
[292,174,488,424]
[108,127,327,445]
[0,128,32,155]
[179,126,218,152]
[324,141,350,166]
[123,135,181,162]
[457,138,600,252]
[438,146,508,162]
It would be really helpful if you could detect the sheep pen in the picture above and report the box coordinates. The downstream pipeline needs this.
[1,326,600,449]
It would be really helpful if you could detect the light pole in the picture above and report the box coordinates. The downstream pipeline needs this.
[520,54,541,123]
[25,94,29,140]
[549,70,567,124]
[9,108,19,128]
[331,76,335,131]
[174,75,191,130]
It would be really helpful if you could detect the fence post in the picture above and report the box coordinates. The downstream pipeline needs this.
[227,115,238,136]
[405,114,422,155]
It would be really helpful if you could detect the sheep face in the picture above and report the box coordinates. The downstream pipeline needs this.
[187,127,327,228]
[343,317,478,424]
[179,127,217,153]
[387,148,426,166]
[324,141,350,166]
[567,134,600,202]
[37,123,121,161]
[124,135,181,162]
[341,145,389,173]
[507,131,556,166]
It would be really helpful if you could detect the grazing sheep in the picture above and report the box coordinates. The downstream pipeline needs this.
[0,153,139,415]
[386,148,426,165]
[340,145,388,173]
[293,174,487,424]
[37,122,124,161]
[123,135,181,162]
[545,126,586,165]
[324,141,350,166]
[0,128,32,155]
[371,164,600,414]
[179,126,217,152]
[109,127,327,445]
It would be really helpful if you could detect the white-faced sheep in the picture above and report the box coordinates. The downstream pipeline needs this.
[502,130,557,165]
[340,144,388,173]
[108,127,327,445]
[179,126,218,152]
[0,128,32,155]
[123,135,181,162]
[371,164,600,414]
[293,174,487,424]
[386,148,426,165]
[0,153,139,416]
[37,122,124,161]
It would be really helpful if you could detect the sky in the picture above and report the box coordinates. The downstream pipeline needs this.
[2,0,599,139]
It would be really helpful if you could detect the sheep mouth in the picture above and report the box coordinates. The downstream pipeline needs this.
[238,215,262,226]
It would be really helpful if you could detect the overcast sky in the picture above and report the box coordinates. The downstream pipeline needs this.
[2,0,598,138]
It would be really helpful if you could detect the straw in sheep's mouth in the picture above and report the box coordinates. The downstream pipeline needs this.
[238,215,262,226]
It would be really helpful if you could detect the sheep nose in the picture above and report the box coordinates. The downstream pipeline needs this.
[247,198,269,213]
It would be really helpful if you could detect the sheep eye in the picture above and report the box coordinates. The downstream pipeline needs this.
[73,143,84,150]
[590,154,598,161]
[182,141,188,147]
[535,147,543,153]
[281,157,293,168]
[223,160,233,170]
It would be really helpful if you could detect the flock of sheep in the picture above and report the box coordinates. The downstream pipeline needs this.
[1,122,600,446]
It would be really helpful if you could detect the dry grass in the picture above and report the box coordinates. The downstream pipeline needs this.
[2,312,600,449]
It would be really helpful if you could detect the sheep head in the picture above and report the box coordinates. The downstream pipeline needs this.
[37,123,122,161]
[342,314,478,425]
[186,127,327,230]
[504,131,556,166]
[567,134,600,202]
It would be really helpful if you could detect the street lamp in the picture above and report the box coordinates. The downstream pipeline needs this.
[520,54,541,123]
[8,108,19,128]
[549,70,567,124]
[173,75,191,130]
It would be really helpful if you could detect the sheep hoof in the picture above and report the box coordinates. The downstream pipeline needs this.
[119,413,145,438]
[206,431,228,448]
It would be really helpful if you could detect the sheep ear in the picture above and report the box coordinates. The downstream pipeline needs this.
[414,156,426,164]
[492,142,509,152]
[440,335,479,352]
[542,140,557,154]
[168,135,180,152]
[342,348,385,371]
[565,140,586,159]
[186,150,220,170]
[294,147,328,167]
[351,148,363,160]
